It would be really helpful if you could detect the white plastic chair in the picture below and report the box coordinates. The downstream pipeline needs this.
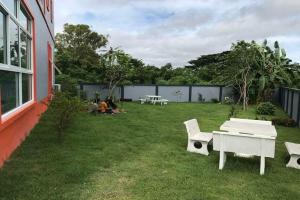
[285,142,300,170]
[183,119,213,156]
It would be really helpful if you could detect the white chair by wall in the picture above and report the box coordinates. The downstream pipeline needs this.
[285,142,300,170]
[183,119,213,156]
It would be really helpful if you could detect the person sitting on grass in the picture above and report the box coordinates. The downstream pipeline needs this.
[107,98,117,109]
[99,100,113,114]
[106,98,120,113]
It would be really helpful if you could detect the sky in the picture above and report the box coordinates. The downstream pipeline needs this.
[54,0,300,67]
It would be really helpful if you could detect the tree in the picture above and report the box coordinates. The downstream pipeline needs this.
[101,47,132,98]
[253,40,292,102]
[160,63,173,81]
[186,51,230,82]
[221,41,257,110]
[55,24,108,83]
[288,63,300,88]
[220,40,297,110]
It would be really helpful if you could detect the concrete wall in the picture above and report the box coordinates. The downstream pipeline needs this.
[191,86,220,102]
[83,85,121,100]
[158,86,190,102]
[81,84,234,103]
[292,93,299,121]
[222,86,234,101]
[280,88,300,127]
[124,86,156,100]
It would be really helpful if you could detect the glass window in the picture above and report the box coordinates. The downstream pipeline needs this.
[19,6,30,32]
[0,11,6,64]
[22,73,32,104]
[0,70,19,114]
[9,19,19,66]
[1,0,16,16]
[0,2,33,117]
[20,30,30,69]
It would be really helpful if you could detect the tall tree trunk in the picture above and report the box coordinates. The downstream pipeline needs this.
[243,79,247,111]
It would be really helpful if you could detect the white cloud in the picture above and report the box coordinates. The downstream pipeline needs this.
[55,0,300,67]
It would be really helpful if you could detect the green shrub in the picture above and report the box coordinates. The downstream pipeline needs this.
[94,92,101,103]
[79,90,87,100]
[228,105,238,119]
[224,97,234,104]
[272,118,297,127]
[211,98,220,103]
[48,92,84,138]
[256,102,275,115]
[156,79,169,85]
[55,74,78,96]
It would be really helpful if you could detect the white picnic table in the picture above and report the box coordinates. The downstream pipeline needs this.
[145,95,162,103]
[213,118,277,175]
[139,95,168,106]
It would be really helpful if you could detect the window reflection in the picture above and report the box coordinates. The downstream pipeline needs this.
[0,11,6,64]
[0,70,19,114]
[20,30,30,69]
[22,74,32,104]
[19,7,31,32]
[10,19,19,66]
[1,0,16,16]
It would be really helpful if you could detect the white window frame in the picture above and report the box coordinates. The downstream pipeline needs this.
[0,0,34,119]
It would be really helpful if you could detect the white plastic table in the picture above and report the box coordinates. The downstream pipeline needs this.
[145,95,162,104]
[213,120,277,175]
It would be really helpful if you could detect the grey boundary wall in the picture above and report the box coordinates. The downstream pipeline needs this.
[81,84,299,127]
[279,88,300,127]
[80,84,234,103]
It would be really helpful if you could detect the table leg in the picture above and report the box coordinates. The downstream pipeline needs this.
[219,151,226,170]
[260,156,265,175]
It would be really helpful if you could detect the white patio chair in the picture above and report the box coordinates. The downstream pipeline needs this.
[285,142,300,170]
[153,99,168,106]
[183,119,213,156]
[139,98,146,104]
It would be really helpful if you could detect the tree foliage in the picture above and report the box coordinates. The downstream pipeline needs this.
[100,47,132,98]
[219,40,298,109]
[47,92,84,139]
[54,24,300,104]
[55,24,108,83]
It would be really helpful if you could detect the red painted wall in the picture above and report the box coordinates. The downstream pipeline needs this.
[0,0,51,168]
[0,99,49,168]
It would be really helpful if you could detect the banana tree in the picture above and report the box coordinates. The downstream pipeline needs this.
[254,40,292,102]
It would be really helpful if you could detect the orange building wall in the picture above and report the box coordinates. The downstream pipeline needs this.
[0,99,48,168]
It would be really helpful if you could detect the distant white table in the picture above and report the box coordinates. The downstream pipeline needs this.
[139,95,168,106]
[213,119,277,175]
[145,95,161,103]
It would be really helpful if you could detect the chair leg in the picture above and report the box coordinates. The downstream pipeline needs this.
[260,156,265,175]
[286,155,300,170]
[201,142,209,156]
[219,151,226,170]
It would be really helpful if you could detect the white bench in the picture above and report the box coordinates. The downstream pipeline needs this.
[153,99,168,106]
[139,98,146,104]
[184,119,213,156]
[285,142,300,170]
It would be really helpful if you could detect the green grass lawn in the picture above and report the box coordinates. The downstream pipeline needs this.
[0,103,299,200]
